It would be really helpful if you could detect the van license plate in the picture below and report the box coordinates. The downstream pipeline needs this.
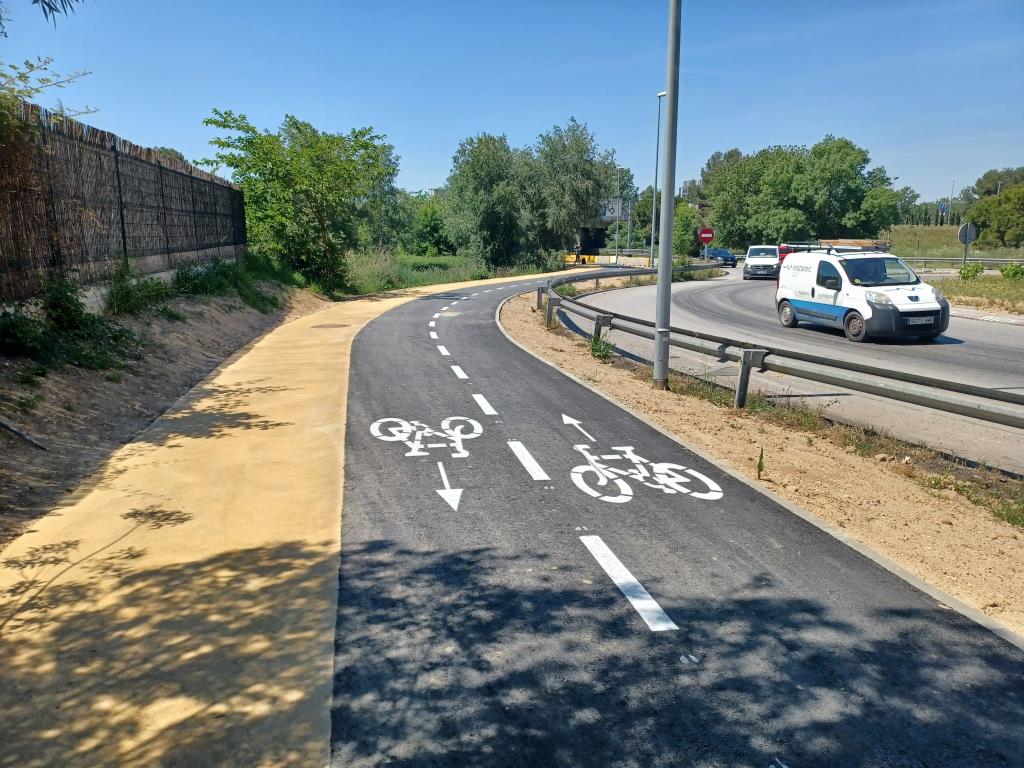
[906,317,934,325]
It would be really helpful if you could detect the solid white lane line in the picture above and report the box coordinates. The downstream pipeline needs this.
[507,440,550,481]
[451,365,468,380]
[472,393,497,416]
[579,536,679,632]
[429,321,436,328]
[429,331,438,340]
[432,313,440,319]
[437,345,450,356]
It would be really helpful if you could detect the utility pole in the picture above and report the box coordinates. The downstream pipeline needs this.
[615,167,621,256]
[649,91,667,268]
[949,179,955,227]
[653,0,681,390]
[626,196,633,255]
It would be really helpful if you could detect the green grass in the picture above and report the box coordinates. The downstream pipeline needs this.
[930,275,1024,313]
[554,283,577,298]
[173,259,279,313]
[589,334,614,359]
[344,251,489,294]
[343,249,562,296]
[887,224,1024,262]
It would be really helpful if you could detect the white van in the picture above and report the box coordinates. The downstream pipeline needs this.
[775,250,950,342]
[743,245,780,279]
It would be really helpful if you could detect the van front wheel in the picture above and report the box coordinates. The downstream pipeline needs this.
[843,311,868,342]
[778,300,798,328]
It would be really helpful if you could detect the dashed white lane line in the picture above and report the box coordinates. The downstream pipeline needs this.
[451,365,468,380]
[507,440,550,481]
[437,345,450,356]
[471,293,479,296]
[429,321,436,328]
[441,305,450,311]
[579,536,679,632]
[432,313,440,319]
[429,331,438,340]
[471,393,497,416]
[483,289,492,293]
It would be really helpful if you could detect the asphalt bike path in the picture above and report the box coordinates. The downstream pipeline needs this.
[332,280,1024,767]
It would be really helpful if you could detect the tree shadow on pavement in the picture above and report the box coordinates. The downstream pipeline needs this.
[331,540,1024,768]
[1,534,337,768]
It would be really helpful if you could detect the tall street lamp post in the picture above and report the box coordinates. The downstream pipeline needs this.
[653,0,681,390]
[649,90,667,268]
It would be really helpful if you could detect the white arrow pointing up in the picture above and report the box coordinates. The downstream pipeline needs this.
[435,461,463,511]
[561,413,595,441]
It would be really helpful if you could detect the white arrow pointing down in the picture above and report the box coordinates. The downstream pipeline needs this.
[435,461,463,511]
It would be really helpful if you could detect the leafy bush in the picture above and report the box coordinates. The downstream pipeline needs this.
[106,258,170,315]
[1000,262,1024,280]
[1,277,140,370]
[0,309,47,357]
[959,262,985,280]
[174,260,278,312]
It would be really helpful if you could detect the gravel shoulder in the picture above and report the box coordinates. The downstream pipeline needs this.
[500,289,1024,637]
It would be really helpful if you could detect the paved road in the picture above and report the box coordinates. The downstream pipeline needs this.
[331,277,1024,767]
[584,269,1024,474]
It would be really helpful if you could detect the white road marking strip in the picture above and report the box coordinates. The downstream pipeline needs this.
[441,305,450,311]
[471,292,479,296]
[579,536,679,632]
[432,313,440,319]
[507,440,550,480]
[451,365,468,380]
[472,393,497,416]
[429,321,436,327]
[437,345,450,356]
[483,289,492,293]
[429,331,438,340]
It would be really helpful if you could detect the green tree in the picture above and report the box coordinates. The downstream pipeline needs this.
[975,167,1024,197]
[443,133,524,268]
[534,118,613,250]
[406,193,453,256]
[969,185,1024,248]
[202,109,398,287]
[672,200,699,258]
[0,0,85,36]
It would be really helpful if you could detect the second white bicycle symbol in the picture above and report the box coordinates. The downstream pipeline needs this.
[570,443,723,504]
[370,417,483,458]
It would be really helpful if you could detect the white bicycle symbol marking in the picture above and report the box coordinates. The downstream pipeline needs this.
[570,444,723,504]
[370,417,483,458]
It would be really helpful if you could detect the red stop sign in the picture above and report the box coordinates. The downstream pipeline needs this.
[698,227,715,244]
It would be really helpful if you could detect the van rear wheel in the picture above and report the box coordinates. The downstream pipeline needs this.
[843,311,868,342]
[778,300,798,328]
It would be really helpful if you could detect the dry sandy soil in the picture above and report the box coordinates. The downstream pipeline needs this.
[0,286,329,548]
[501,289,1024,637]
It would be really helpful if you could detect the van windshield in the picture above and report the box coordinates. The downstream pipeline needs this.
[839,257,919,287]
[748,247,777,258]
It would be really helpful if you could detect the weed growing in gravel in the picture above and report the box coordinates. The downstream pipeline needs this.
[590,335,614,360]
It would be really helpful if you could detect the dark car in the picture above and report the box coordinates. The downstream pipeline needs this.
[708,247,737,267]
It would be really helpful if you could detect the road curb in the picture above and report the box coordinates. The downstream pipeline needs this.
[495,292,1024,654]
[949,306,1024,326]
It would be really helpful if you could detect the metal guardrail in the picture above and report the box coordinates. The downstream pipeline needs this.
[540,267,1024,431]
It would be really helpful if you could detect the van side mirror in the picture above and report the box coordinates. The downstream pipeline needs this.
[824,277,841,290]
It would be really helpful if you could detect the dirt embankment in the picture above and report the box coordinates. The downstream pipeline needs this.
[500,291,1024,637]
[0,287,329,548]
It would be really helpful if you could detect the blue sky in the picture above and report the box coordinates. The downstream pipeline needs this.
[4,0,1021,200]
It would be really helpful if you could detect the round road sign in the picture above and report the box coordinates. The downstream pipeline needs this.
[698,227,715,244]
[958,222,978,245]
